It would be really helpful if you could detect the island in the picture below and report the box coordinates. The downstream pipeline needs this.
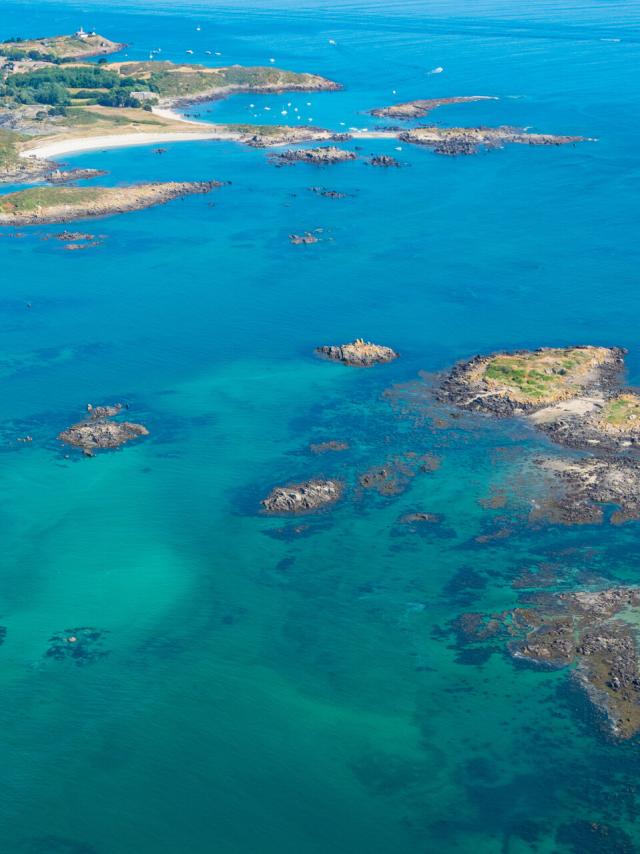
[437,346,624,417]
[316,339,399,367]
[370,95,497,119]
[58,404,149,455]
[261,479,343,513]
[0,181,220,224]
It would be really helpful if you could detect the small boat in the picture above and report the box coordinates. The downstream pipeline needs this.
[269,57,276,63]
[328,39,337,45]
[428,66,444,74]
[186,49,194,54]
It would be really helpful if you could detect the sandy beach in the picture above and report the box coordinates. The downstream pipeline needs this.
[19,130,234,160]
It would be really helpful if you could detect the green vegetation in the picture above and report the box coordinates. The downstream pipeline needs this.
[1,66,152,108]
[0,186,103,213]
[0,128,25,172]
[483,348,598,401]
[601,394,640,429]
[117,62,330,100]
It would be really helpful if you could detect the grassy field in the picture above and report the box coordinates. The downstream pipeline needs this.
[482,347,607,402]
[0,128,25,172]
[0,185,103,213]
[600,393,640,430]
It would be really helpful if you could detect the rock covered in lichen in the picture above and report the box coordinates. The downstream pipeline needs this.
[261,479,343,514]
[316,338,398,367]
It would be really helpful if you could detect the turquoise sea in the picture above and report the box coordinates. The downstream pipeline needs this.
[1,0,640,851]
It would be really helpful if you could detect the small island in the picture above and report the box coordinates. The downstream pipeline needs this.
[400,126,589,156]
[0,181,220,224]
[316,339,398,367]
[261,479,343,513]
[370,95,497,119]
[437,346,624,416]
[58,404,149,455]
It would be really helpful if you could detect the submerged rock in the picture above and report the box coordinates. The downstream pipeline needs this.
[309,440,349,454]
[261,479,343,514]
[316,338,398,367]
[45,627,110,665]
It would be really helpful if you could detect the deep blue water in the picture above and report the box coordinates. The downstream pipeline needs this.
[1,1,640,852]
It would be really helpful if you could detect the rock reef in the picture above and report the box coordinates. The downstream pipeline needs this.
[453,586,640,740]
[316,338,398,367]
[400,126,588,156]
[261,479,343,514]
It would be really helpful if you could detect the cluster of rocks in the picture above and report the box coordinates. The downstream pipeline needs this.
[261,479,343,514]
[46,168,108,184]
[270,146,357,166]
[316,338,398,367]
[308,187,347,199]
[368,155,401,168]
[289,232,319,245]
[58,403,149,456]
[532,456,640,526]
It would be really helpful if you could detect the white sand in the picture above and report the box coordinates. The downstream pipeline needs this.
[19,131,231,160]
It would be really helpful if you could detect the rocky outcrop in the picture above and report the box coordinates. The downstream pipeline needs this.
[261,479,343,513]
[270,146,356,165]
[316,339,398,367]
[368,155,402,167]
[58,404,149,455]
[370,96,497,119]
[289,232,319,245]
